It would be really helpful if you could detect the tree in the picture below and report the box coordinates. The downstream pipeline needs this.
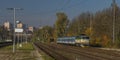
[67,5,120,47]
[42,26,53,43]
[116,31,120,47]
[33,26,54,43]
[0,25,10,41]
[68,12,92,36]
[55,12,69,39]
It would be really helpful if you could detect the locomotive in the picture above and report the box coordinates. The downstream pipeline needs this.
[57,34,90,47]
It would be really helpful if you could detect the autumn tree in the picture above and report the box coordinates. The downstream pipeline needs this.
[55,12,69,39]
[42,26,53,43]
[67,5,120,47]
[33,26,54,43]
[68,12,92,36]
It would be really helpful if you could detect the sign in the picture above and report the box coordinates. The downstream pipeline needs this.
[15,28,23,32]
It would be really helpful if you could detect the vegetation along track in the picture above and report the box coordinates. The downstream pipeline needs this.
[34,42,120,60]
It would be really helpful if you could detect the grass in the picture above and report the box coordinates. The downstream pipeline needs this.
[18,43,34,50]
[0,45,13,50]
[0,43,36,60]
[0,42,34,51]
[0,42,55,60]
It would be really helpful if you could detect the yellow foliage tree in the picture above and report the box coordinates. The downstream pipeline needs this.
[102,35,110,47]
[85,27,91,36]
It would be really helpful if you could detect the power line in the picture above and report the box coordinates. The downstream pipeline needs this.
[60,0,71,11]
[62,0,88,10]
[37,0,87,15]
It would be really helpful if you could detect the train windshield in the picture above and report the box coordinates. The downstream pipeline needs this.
[76,35,89,40]
[82,37,89,39]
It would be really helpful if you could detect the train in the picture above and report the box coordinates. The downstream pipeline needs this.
[57,34,90,47]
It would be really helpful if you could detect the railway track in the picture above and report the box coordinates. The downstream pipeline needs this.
[0,42,13,48]
[34,42,72,60]
[56,44,120,60]
[34,42,120,60]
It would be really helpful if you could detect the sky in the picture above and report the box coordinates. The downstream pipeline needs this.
[0,0,120,27]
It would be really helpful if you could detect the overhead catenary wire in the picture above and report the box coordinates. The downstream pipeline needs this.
[59,0,71,12]
[37,0,87,15]
[61,0,87,10]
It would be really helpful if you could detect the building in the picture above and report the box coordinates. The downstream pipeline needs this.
[16,22,23,28]
[39,26,43,29]
[28,26,34,32]
[3,21,11,31]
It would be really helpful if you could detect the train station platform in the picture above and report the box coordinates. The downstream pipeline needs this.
[0,43,44,60]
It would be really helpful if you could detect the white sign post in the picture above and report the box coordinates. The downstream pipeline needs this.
[15,28,23,33]
[15,28,23,48]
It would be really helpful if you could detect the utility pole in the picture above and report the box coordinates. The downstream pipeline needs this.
[7,8,23,53]
[112,0,116,43]
[26,24,28,43]
[13,8,16,53]
[90,13,92,41]
[88,13,93,46]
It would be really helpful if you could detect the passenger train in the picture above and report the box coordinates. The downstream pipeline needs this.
[57,34,90,47]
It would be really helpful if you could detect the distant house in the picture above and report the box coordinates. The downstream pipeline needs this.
[28,26,34,32]
[16,21,26,31]
[3,21,12,31]
[16,21,23,28]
